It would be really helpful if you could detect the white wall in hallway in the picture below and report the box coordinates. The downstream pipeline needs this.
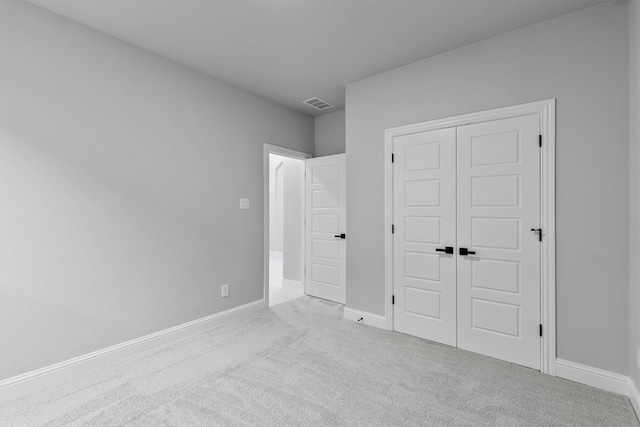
[0,0,314,381]
[282,158,305,284]
[268,153,304,284]
[269,155,285,252]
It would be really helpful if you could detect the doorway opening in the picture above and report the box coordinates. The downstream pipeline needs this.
[263,144,311,307]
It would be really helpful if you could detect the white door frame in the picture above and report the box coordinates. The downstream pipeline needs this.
[384,99,556,375]
[263,144,312,307]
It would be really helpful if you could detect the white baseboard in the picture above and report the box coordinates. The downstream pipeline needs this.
[343,307,387,330]
[555,358,630,396]
[522,359,640,422]
[282,279,303,292]
[0,299,266,402]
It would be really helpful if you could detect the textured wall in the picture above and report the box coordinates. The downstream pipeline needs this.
[0,0,313,380]
[346,3,629,374]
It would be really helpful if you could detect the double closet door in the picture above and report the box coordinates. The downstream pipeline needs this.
[393,114,541,370]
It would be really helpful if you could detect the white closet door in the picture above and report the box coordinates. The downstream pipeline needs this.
[393,128,457,346]
[456,114,541,369]
[305,154,346,304]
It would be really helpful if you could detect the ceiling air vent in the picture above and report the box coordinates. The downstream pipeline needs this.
[303,97,333,111]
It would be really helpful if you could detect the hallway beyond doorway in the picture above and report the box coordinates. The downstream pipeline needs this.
[269,251,303,306]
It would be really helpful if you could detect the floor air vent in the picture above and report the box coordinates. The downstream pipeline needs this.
[303,97,333,111]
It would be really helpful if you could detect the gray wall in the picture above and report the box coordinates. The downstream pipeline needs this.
[630,0,640,388]
[315,110,346,156]
[346,2,629,375]
[0,0,313,380]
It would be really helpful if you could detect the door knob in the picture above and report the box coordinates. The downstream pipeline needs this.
[435,246,454,254]
[459,247,476,256]
[334,233,346,239]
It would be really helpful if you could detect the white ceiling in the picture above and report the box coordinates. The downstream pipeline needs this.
[25,0,613,116]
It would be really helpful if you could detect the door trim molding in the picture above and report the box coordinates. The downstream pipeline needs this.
[263,144,312,307]
[383,99,556,375]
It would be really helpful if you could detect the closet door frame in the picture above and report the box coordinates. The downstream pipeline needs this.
[383,99,556,375]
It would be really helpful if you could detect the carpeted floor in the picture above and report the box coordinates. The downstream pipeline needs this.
[1,296,637,426]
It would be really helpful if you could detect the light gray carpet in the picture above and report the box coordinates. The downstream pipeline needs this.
[1,296,637,426]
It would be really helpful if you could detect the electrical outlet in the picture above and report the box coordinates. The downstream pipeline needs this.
[221,284,229,298]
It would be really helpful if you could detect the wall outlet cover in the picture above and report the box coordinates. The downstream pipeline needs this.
[221,284,230,298]
[239,198,250,209]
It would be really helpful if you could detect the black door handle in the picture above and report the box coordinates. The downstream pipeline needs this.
[531,228,542,242]
[459,247,476,256]
[334,233,346,239]
[435,246,454,254]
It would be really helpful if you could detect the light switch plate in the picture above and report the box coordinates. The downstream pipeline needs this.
[239,198,250,209]
[221,284,229,298]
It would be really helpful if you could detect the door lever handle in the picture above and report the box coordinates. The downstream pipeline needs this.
[334,233,346,239]
[531,228,542,242]
[459,247,476,256]
[435,246,454,254]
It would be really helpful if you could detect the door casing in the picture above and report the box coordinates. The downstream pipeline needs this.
[384,99,556,375]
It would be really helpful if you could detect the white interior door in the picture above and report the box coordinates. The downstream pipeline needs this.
[456,114,541,369]
[391,113,542,369]
[393,128,457,346]
[305,154,346,304]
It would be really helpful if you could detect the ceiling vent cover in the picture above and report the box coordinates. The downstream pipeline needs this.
[303,97,333,111]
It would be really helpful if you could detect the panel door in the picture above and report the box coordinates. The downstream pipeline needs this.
[393,128,457,346]
[305,154,346,304]
[456,114,541,369]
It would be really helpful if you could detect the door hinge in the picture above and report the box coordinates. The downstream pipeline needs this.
[391,153,395,163]
[539,134,542,147]
[539,324,543,337]
[392,224,395,234]
[392,295,395,305]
